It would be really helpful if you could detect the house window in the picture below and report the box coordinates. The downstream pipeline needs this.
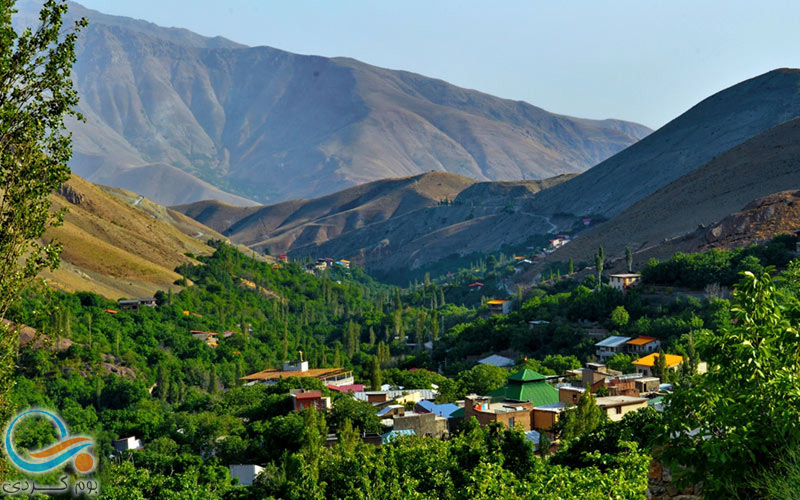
[508,417,515,428]
[615,407,622,414]
[573,394,578,403]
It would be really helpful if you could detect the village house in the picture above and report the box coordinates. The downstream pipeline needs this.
[393,411,449,439]
[242,359,354,387]
[468,282,484,291]
[113,436,143,453]
[626,336,661,355]
[229,465,264,487]
[548,236,570,250]
[464,395,534,431]
[609,273,641,292]
[377,405,406,419]
[478,354,515,368]
[635,377,661,394]
[532,402,566,431]
[595,396,649,421]
[117,297,157,312]
[489,369,560,407]
[190,330,219,348]
[595,336,631,361]
[335,259,350,269]
[487,299,512,316]
[632,353,684,377]
[290,389,331,412]
[353,388,438,404]
[414,400,460,418]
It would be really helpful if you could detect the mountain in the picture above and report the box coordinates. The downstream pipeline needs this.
[550,116,800,265]
[176,172,575,274]
[526,69,800,220]
[16,1,650,206]
[40,175,230,299]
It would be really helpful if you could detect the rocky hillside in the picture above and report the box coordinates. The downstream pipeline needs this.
[40,175,228,299]
[15,1,650,206]
[551,116,800,265]
[176,172,575,272]
[527,69,800,220]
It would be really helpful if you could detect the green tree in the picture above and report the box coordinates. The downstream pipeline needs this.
[568,258,574,275]
[661,269,800,497]
[609,305,630,329]
[606,353,634,374]
[0,0,86,430]
[625,246,633,272]
[458,364,508,395]
[595,247,605,287]
[559,385,604,442]
[368,356,382,390]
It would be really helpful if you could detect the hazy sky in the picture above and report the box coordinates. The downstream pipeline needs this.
[75,1,800,129]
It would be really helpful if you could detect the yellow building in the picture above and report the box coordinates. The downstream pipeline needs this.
[632,353,683,377]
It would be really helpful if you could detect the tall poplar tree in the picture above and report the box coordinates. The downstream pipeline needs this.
[0,0,86,425]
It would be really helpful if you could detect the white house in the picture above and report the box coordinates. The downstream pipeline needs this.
[112,436,142,453]
[609,274,641,292]
[594,336,632,361]
[230,464,264,486]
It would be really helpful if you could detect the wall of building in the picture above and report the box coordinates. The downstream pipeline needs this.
[394,412,448,438]
[604,401,648,422]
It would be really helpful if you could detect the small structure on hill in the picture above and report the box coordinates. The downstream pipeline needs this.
[229,464,264,487]
[118,298,157,312]
[609,273,641,292]
[290,389,331,412]
[595,335,631,361]
[242,359,354,387]
[626,336,661,355]
[113,436,142,453]
[487,299,512,316]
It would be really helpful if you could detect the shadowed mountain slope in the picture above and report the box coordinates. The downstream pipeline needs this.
[176,172,575,272]
[552,116,800,264]
[528,69,800,220]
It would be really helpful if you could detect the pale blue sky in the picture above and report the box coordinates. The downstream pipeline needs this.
[75,1,800,129]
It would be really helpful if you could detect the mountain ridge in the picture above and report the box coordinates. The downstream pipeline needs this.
[15,1,653,206]
[526,68,800,220]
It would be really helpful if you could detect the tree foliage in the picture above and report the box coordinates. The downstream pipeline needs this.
[660,267,800,497]
[0,0,85,453]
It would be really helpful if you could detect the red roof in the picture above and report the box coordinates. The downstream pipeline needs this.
[104,309,118,314]
[469,282,484,287]
[294,390,322,400]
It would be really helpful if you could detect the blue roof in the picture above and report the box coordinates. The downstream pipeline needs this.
[416,400,460,418]
[524,430,541,451]
[595,335,632,348]
[381,429,415,444]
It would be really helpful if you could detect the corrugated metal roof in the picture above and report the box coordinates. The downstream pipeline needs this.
[595,336,632,348]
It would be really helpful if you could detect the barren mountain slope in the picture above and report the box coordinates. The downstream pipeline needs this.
[14,1,651,205]
[177,172,576,271]
[551,116,800,264]
[40,175,225,299]
[528,69,800,220]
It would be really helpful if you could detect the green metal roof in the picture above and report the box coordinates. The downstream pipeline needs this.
[507,368,546,383]
[450,407,465,418]
[488,379,559,407]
